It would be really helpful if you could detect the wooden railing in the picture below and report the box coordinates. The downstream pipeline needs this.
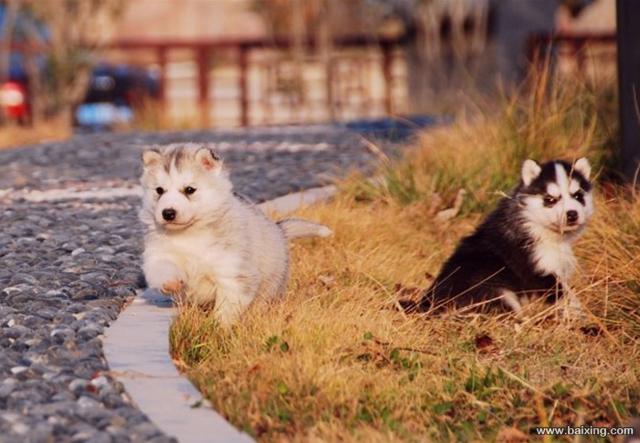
[526,32,617,71]
[108,34,411,127]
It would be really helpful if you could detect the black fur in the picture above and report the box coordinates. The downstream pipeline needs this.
[409,160,590,314]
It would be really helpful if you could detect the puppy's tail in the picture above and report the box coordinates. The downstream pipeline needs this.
[278,218,332,240]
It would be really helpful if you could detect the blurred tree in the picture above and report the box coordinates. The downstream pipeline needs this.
[19,0,125,124]
[252,0,338,112]
[367,0,489,113]
[255,0,596,115]
[368,0,595,113]
[255,0,490,114]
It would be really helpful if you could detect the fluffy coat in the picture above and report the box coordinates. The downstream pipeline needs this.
[140,143,331,325]
[408,158,594,314]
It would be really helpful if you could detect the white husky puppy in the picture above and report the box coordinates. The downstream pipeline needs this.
[139,143,331,325]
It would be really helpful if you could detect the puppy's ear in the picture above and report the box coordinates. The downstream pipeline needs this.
[195,147,222,172]
[521,159,541,186]
[142,149,163,169]
[574,157,591,180]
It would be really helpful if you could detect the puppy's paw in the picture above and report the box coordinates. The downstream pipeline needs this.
[562,305,587,322]
[561,293,587,323]
[161,279,185,295]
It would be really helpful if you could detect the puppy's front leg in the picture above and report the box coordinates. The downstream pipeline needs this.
[143,258,186,295]
[214,273,259,326]
[561,285,585,321]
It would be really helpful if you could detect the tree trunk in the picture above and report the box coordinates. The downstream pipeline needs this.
[23,52,42,125]
[616,0,640,182]
[290,0,306,114]
[318,0,335,120]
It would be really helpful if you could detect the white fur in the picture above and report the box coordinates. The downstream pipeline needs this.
[562,287,585,320]
[574,157,591,179]
[140,143,329,325]
[568,179,580,194]
[546,183,560,197]
[501,289,522,312]
[523,221,577,282]
[521,159,542,186]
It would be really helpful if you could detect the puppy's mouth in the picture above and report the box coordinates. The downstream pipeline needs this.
[549,222,582,235]
[159,219,195,231]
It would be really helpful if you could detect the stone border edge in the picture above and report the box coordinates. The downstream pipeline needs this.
[102,185,337,443]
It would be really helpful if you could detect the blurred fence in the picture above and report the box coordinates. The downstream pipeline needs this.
[108,35,411,128]
[527,32,617,78]
[6,31,617,130]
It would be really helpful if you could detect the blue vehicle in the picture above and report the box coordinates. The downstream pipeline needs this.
[74,64,160,129]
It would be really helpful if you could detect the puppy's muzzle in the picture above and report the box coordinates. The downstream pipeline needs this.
[566,210,579,226]
[162,208,177,222]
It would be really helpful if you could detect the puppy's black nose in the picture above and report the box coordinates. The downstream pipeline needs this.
[566,210,578,224]
[162,208,176,221]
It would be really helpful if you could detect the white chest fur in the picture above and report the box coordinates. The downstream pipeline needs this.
[144,229,247,308]
[157,231,241,280]
[530,234,576,282]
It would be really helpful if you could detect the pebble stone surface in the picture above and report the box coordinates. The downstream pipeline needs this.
[0,126,397,443]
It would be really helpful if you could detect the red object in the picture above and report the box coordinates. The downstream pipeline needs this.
[0,81,29,119]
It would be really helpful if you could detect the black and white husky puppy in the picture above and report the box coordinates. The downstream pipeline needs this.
[408,157,594,315]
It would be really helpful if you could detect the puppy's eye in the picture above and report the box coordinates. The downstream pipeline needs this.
[156,187,165,196]
[572,190,585,204]
[184,186,196,195]
[543,195,558,207]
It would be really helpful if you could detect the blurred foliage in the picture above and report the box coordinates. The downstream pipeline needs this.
[343,64,618,212]
[0,0,126,123]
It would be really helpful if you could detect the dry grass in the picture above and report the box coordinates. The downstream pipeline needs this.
[0,118,71,150]
[349,65,618,214]
[170,72,639,442]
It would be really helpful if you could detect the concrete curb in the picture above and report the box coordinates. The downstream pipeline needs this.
[103,185,337,443]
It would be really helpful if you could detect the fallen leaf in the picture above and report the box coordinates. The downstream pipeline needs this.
[435,189,467,223]
[318,274,335,287]
[474,333,495,352]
